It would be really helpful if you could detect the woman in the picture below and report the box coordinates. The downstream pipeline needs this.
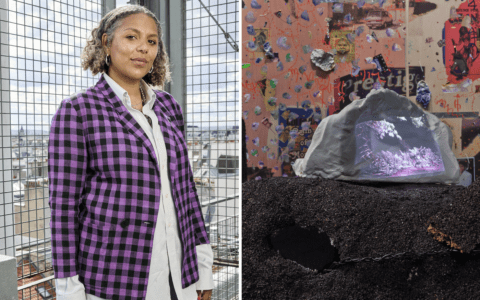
[457,161,473,187]
[48,5,213,300]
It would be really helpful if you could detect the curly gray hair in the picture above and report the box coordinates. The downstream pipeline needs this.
[81,5,171,88]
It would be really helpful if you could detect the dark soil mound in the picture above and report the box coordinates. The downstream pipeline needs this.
[429,178,480,253]
[242,177,480,300]
[269,225,336,272]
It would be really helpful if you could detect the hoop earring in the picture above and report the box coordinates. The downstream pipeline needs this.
[105,54,111,67]
[149,65,153,74]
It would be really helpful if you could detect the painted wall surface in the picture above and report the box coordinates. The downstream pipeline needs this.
[243,0,480,183]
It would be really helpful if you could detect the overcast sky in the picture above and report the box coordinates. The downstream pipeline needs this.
[5,0,238,132]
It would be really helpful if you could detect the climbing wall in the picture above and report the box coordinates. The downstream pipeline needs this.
[243,0,480,182]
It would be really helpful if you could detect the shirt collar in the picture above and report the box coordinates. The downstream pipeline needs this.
[103,72,156,110]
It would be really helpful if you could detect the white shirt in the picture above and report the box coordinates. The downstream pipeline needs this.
[457,170,473,187]
[55,73,214,300]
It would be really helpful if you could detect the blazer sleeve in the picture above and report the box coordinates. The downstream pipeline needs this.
[170,98,210,246]
[48,99,87,278]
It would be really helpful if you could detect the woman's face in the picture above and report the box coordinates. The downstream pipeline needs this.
[103,13,159,84]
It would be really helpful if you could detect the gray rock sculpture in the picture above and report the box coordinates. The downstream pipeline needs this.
[293,88,460,184]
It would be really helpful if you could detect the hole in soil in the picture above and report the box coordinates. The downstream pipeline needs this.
[269,225,338,271]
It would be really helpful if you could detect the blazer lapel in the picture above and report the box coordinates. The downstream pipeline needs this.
[152,95,180,188]
[95,74,161,177]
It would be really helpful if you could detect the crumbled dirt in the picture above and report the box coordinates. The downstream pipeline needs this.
[242,177,480,300]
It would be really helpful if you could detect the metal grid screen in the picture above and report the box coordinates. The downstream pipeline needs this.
[0,0,101,298]
[185,0,239,299]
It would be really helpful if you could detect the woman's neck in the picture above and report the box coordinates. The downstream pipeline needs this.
[107,70,142,99]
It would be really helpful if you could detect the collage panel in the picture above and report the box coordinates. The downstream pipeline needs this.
[408,0,480,185]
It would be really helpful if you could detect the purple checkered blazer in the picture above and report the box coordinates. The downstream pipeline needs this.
[48,74,210,299]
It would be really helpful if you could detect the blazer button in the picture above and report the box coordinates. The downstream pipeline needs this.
[120,219,129,229]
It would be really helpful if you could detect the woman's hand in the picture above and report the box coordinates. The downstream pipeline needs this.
[196,290,212,300]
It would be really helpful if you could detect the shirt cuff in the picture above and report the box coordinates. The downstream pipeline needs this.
[195,244,214,291]
[55,275,86,300]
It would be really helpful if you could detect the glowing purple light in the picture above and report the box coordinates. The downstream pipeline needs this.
[355,117,445,178]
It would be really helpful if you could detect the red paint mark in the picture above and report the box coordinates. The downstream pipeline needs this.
[378,76,387,86]
[242,81,258,94]
[435,98,454,113]
[287,67,302,82]
[435,98,446,108]
[339,80,344,95]
[454,94,462,112]
[304,71,316,82]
